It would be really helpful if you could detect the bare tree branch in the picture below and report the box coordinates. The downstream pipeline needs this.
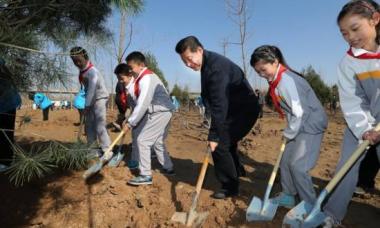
[224,0,251,81]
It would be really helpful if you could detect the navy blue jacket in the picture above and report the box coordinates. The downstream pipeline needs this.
[201,50,259,143]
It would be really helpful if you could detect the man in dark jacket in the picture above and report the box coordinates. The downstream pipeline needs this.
[175,36,259,199]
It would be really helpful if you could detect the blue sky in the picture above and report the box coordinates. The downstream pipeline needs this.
[69,0,350,93]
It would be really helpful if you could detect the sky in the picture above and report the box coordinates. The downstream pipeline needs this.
[68,0,350,93]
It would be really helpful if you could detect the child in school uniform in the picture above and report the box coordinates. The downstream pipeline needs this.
[112,81,128,131]
[122,52,175,185]
[113,63,140,170]
[321,1,380,226]
[70,46,112,160]
[250,45,328,209]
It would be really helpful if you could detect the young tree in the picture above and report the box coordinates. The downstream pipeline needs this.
[171,84,182,100]
[302,65,331,106]
[225,0,251,79]
[114,0,144,63]
[144,52,168,89]
[170,83,190,105]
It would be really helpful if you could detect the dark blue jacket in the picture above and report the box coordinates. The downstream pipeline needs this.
[201,50,259,143]
[0,79,21,113]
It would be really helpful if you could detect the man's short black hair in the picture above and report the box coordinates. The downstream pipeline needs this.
[175,36,203,54]
[70,46,89,60]
[114,63,133,76]
[125,51,146,64]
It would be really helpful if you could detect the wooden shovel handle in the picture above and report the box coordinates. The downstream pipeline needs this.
[325,122,380,193]
[195,147,211,194]
[263,139,286,201]
[188,147,211,213]
[268,140,286,186]
[103,131,125,155]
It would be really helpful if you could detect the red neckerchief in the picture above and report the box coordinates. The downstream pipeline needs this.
[78,62,94,84]
[120,87,128,112]
[269,64,287,119]
[347,48,380,59]
[134,68,153,98]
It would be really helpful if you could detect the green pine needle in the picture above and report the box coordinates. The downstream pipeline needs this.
[6,143,56,187]
[51,141,91,170]
[5,138,94,187]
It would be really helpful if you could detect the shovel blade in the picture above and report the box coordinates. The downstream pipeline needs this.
[302,211,327,228]
[191,212,209,227]
[171,212,187,224]
[171,211,209,227]
[283,201,313,227]
[247,196,278,221]
[83,161,103,180]
[108,152,125,167]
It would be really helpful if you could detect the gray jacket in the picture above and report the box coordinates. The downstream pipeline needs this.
[83,66,109,107]
[276,70,328,139]
[338,48,380,139]
[127,69,174,127]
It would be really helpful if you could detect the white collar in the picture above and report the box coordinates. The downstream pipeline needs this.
[269,64,281,83]
[126,78,134,90]
[136,67,148,78]
[351,46,380,56]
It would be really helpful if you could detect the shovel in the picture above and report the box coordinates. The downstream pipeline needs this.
[171,147,211,227]
[83,131,125,180]
[282,123,380,228]
[108,134,126,167]
[246,140,286,221]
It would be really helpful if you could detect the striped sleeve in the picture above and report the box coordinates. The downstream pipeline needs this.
[337,60,375,139]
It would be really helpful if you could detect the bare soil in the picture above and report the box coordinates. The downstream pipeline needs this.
[0,108,379,228]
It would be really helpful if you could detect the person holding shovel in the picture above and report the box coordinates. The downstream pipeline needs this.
[122,52,175,185]
[70,46,112,160]
[250,45,328,210]
[321,1,380,226]
[175,36,259,199]
[113,63,139,170]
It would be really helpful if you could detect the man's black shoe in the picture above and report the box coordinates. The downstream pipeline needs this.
[211,190,238,199]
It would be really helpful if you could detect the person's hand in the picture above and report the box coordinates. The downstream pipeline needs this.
[122,120,131,133]
[282,135,289,144]
[208,141,218,152]
[363,130,380,145]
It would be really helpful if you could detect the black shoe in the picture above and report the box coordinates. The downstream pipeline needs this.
[211,190,238,199]
[161,168,176,176]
